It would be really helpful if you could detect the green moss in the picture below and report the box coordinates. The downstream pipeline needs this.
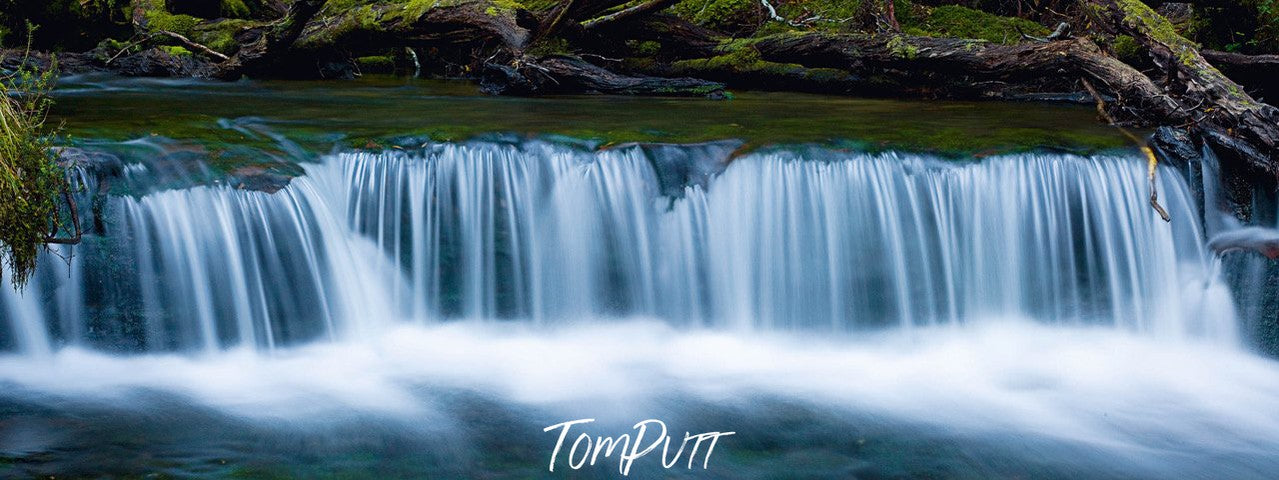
[672,41,805,76]
[621,56,659,70]
[527,36,570,55]
[1112,0,1199,65]
[221,0,252,18]
[633,40,661,56]
[133,0,201,36]
[523,0,559,12]
[356,55,396,73]
[902,5,1048,45]
[159,45,193,56]
[672,0,758,32]
[484,0,526,17]
[191,19,259,54]
[886,35,918,59]
[772,0,867,33]
[1110,34,1143,63]
[297,4,382,48]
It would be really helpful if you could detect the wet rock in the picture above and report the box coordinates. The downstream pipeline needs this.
[228,165,293,194]
[110,47,212,77]
[635,140,743,197]
[54,147,124,180]
[54,147,124,235]
[0,50,104,75]
[1149,126,1201,171]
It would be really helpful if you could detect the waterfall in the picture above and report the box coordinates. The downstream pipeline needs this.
[0,142,1237,353]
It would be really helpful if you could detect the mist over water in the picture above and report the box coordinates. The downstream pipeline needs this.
[1,141,1274,478]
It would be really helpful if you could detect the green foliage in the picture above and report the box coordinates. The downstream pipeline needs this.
[1187,0,1279,53]
[0,33,65,290]
[0,0,129,50]
[1258,0,1279,50]
[901,5,1048,45]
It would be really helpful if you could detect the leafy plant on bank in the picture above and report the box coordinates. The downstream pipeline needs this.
[1,25,68,290]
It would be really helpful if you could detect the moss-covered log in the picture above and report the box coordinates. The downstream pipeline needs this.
[15,0,1279,174]
[1085,0,1279,179]
[745,33,1177,106]
[480,54,726,96]
[1203,50,1279,101]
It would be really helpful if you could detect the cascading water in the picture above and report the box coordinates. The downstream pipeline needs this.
[0,142,1237,351]
[4,139,1277,479]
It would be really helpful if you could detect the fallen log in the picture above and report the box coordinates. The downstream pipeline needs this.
[210,0,326,79]
[292,0,532,53]
[582,0,682,31]
[749,33,1180,114]
[480,55,725,97]
[1084,0,1279,178]
[1202,50,1279,101]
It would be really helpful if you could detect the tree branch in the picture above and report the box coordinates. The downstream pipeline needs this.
[582,0,681,31]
